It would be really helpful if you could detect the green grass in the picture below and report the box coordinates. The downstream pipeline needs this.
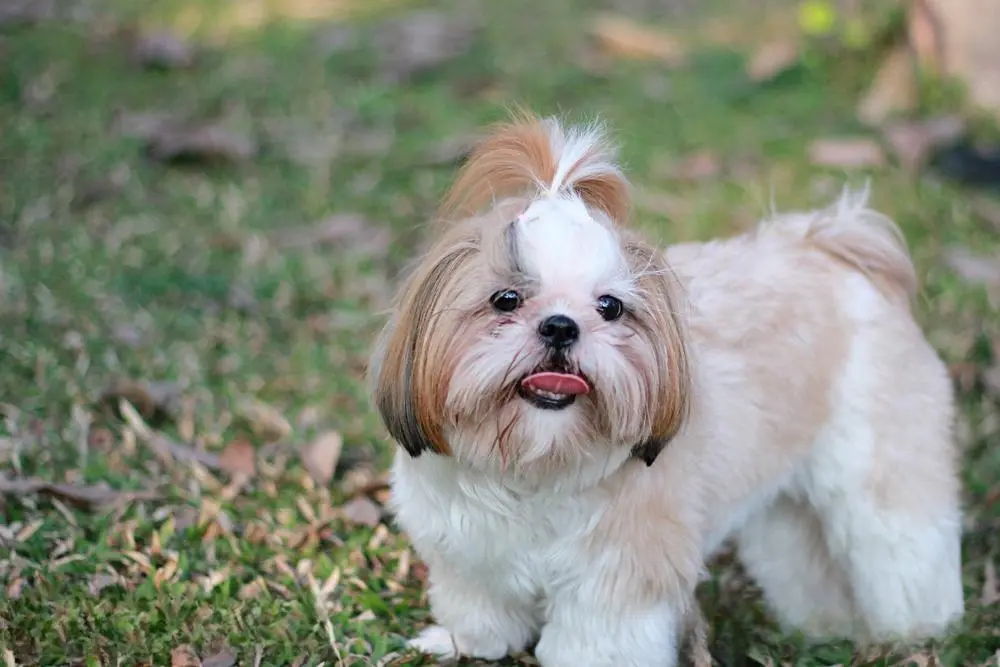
[1,0,999,665]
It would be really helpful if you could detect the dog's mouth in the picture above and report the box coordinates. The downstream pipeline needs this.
[517,363,591,411]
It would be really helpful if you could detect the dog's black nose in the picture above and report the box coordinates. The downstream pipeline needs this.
[538,314,580,348]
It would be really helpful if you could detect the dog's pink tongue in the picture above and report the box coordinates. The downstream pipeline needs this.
[521,372,590,395]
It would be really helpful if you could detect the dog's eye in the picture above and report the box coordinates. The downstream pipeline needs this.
[490,289,522,313]
[596,295,624,321]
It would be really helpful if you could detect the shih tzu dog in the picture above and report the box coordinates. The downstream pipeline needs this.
[368,112,965,666]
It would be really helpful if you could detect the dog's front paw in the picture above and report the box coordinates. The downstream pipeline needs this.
[407,624,510,661]
[407,625,459,659]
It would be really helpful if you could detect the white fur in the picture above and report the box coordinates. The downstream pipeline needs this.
[381,122,964,666]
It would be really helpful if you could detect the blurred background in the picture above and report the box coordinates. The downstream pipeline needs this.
[1,0,999,665]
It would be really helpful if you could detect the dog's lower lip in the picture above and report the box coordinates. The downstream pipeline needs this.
[517,383,576,410]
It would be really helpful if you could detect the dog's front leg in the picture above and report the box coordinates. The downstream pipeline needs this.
[535,583,685,667]
[407,565,539,661]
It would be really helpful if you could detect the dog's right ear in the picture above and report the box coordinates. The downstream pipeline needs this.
[368,243,477,457]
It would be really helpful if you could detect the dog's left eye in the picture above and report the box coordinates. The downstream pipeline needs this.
[596,295,624,321]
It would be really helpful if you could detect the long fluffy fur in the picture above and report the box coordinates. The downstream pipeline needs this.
[437,110,631,225]
[374,113,964,667]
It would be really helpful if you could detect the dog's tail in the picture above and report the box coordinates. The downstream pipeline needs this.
[437,108,630,225]
[765,185,919,303]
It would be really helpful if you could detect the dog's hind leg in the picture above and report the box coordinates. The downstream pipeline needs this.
[736,493,859,639]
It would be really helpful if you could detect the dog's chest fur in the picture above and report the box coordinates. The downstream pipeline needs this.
[390,450,614,599]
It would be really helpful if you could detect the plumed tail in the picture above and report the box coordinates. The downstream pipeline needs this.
[763,186,919,302]
[437,108,630,224]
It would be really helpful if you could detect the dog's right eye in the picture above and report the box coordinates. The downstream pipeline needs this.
[490,289,522,313]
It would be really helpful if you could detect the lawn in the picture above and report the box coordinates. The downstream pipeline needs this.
[1,0,998,665]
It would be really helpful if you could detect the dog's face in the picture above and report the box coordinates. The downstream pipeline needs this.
[370,115,689,474]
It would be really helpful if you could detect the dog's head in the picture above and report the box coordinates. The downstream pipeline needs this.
[370,113,690,475]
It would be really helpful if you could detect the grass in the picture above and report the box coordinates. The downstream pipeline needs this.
[1,0,999,664]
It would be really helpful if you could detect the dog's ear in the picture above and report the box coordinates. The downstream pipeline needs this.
[369,243,477,457]
[624,237,691,467]
[630,438,668,467]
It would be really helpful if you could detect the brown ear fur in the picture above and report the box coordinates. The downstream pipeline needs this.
[437,110,630,226]
[371,231,479,457]
[624,236,691,465]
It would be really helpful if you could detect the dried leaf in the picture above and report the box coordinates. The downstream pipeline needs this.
[374,10,479,84]
[808,137,886,168]
[589,13,686,66]
[342,496,382,527]
[746,39,800,83]
[971,196,1000,233]
[202,648,237,667]
[982,559,999,605]
[923,0,1000,120]
[171,645,202,667]
[908,0,944,73]
[88,572,122,596]
[418,134,479,167]
[148,121,257,164]
[131,29,197,70]
[269,214,392,258]
[300,431,343,486]
[941,246,1000,292]
[112,110,175,141]
[0,0,54,27]
[118,400,223,471]
[315,24,361,57]
[218,438,257,478]
[0,475,159,510]
[857,45,918,126]
[882,116,966,172]
[237,399,292,443]
[100,378,181,425]
[654,150,722,183]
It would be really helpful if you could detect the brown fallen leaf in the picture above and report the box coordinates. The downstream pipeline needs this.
[202,648,237,667]
[418,134,479,167]
[589,13,686,67]
[218,438,256,478]
[147,121,257,165]
[857,45,918,126]
[130,28,197,70]
[342,496,382,527]
[908,0,944,73]
[654,150,722,183]
[300,431,343,486]
[269,214,392,258]
[374,10,479,84]
[0,0,54,27]
[88,572,123,596]
[882,116,965,172]
[970,196,1000,233]
[100,377,181,425]
[118,399,223,471]
[112,110,176,141]
[808,137,886,169]
[746,39,800,83]
[941,246,1000,294]
[237,399,292,443]
[171,645,202,667]
[923,0,1000,120]
[982,559,999,605]
[0,475,159,510]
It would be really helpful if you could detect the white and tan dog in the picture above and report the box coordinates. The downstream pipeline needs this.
[369,112,965,666]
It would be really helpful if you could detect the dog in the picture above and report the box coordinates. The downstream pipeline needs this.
[368,112,965,666]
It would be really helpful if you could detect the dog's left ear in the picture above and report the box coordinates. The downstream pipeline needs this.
[631,438,668,466]
[624,237,691,467]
